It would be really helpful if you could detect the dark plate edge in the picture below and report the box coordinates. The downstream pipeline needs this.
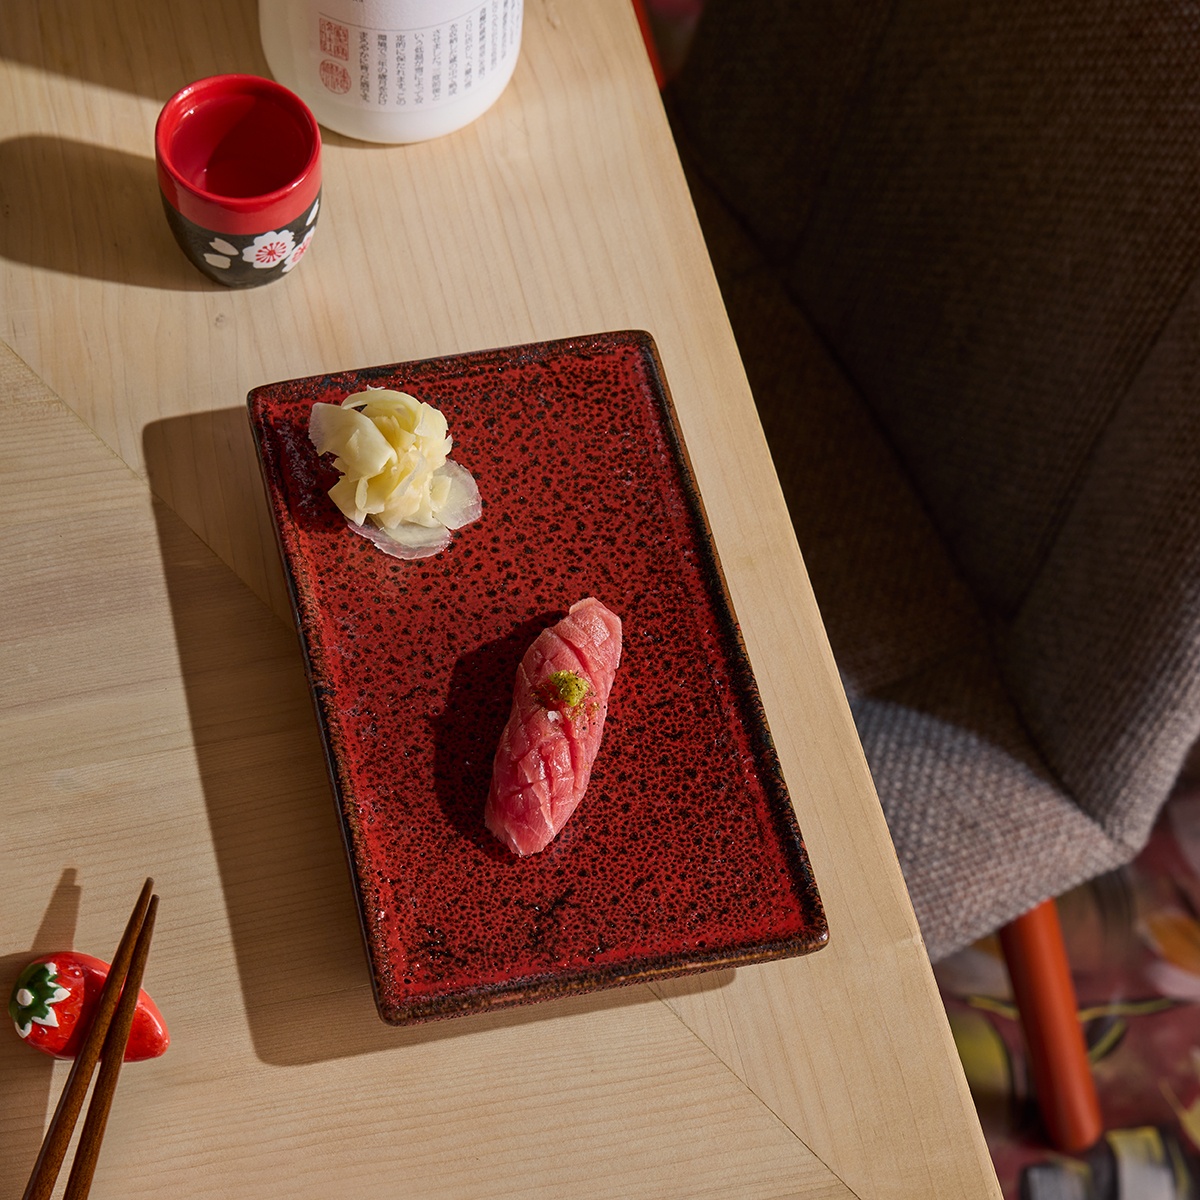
[629,331,829,950]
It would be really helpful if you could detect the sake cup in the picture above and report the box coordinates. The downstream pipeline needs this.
[155,74,322,287]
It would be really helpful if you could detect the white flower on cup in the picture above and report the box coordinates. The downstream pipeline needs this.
[305,199,320,226]
[282,229,315,274]
[243,230,296,269]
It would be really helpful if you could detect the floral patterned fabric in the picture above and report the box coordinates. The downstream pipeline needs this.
[937,781,1200,1197]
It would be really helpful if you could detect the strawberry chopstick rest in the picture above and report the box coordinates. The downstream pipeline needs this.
[9,952,168,1061]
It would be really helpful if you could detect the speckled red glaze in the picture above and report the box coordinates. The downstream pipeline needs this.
[248,331,828,1025]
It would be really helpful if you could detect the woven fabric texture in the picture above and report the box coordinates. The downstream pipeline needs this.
[1003,269,1200,846]
[672,0,1200,959]
[791,0,1200,616]
[672,0,894,259]
[853,653,1130,959]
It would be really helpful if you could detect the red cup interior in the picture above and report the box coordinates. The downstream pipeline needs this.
[156,75,321,235]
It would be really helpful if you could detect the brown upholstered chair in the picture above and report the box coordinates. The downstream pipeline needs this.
[668,0,1200,1150]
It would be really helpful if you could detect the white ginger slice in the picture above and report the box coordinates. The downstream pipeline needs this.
[349,519,452,560]
[433,460,483,530]
[355,463,482,560]
[346,391,451,462]
[309,403,396,478]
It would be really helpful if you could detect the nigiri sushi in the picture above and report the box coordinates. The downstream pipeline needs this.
[485,598,623,856]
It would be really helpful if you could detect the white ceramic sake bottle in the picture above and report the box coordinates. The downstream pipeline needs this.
[259,0,523,143]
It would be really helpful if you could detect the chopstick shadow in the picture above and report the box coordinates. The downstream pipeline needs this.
[0,869,81,1200]
[0,136,206,289]
[145,410,735,1067]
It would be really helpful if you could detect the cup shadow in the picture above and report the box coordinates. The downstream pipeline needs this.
[0,870,82,1200]
[143,410,733,1066]
[0,135,209,289]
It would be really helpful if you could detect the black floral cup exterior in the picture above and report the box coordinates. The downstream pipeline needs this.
[155,74,322,288]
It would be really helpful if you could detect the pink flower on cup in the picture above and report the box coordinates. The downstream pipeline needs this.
[243,230,296,269]
[282,229,315,274]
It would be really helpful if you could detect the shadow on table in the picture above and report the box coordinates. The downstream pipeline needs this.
[0,0,265,103]
[0,135,206,289]
[144,410,734,1067]
[0,870,81,1199]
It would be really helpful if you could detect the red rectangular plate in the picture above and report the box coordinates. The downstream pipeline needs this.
[248,330,827,1024]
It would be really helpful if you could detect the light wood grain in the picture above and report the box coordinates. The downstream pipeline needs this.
[0,0,1002,1195]
[0,346,853,1200]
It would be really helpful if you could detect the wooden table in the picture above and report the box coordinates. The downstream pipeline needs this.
[0,2,1002,1196]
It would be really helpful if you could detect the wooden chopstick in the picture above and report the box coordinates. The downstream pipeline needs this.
[62,894,158,1200]
[22,878,156,1200]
